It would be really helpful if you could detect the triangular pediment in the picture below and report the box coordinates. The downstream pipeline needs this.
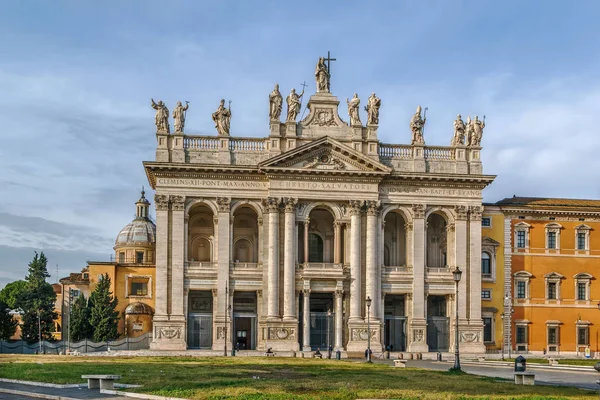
[482,236,501,247]
[258,136,391,175]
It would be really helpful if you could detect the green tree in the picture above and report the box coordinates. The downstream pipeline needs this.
[19,252,58,342]
[69,293,92,342]
[0,280,27,310]
[0,299,18,340]
[89,274,120,342]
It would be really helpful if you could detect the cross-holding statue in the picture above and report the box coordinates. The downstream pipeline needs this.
[212,99,231,136]
[451,114,466,146]
[172,101,189,133]
[410,105,426,145]
[365,93,381,125]
[151,99,170,133]
[286,87,304,122]
[346,93,362,126]
[269,84,283,121]
[315,51,336,93]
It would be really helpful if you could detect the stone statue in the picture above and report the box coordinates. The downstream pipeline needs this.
[451,114,466,146]
[364,92,381,125]
[172,101,189,134]
[286,88,304,122]
[410,105,426,145]
[151,99,170,133]
[470,115,485,146]
[465,116,474,146]
[269,84,283,121]
[346,93,362,126]
[212,99,231,136]
[315,57,329,92]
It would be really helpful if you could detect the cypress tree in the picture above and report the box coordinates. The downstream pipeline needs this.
[20,252,58,342]
[69,293,93,342]
[89,274,120,342]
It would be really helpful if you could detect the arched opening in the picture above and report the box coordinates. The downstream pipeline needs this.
[384,212,407,266]
[232,206,259,264]
[188,205,215,264]
[308,233,324,262]
[426,213,447,268]
[304,208,335,263]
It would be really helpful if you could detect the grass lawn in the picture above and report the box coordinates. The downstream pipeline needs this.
[0,355,596,399]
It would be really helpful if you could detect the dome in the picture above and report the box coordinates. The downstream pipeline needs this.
[115,219,156,246]
[124,302,154,315]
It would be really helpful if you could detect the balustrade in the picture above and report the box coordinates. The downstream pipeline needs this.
[184,136,219,150]
[424,146,455,160]
[378,144,412,159]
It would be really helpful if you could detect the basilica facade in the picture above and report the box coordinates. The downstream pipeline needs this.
[145,60,494,354]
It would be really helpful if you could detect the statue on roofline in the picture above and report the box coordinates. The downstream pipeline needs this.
[451,114,466,146]
[346,93,362,126]
[469,115,485,146]
[151,99,170,133]
[364,93,381,125]
[315,57,329,92]
[212,99,231,136]
[269,84,283,121]
[286,88,304,122]
[410,105,426,145]
[172,101,189,134]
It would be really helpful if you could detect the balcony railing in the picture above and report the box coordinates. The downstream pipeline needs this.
[300,263,344,270]
[230,262,262,269]
[426,266,451,274]
[378,144,412,159]
[185,261,217,271]
[184,136,220,150]
[229,138,265,151]
[424,146,455,160]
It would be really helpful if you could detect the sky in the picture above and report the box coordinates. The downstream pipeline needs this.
[1,1,600,288]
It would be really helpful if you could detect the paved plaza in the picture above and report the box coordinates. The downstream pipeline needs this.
[0,381,130,400]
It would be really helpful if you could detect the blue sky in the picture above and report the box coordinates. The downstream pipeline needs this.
[1,1,600,287]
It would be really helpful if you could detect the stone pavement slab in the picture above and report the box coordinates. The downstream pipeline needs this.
[0,381,130,399]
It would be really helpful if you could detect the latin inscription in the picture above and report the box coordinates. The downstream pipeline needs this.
[271,180,375,191]
[380,186,480,197]
[157,178,267,189]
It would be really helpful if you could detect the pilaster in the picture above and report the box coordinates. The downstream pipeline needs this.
[213,197,231,350]
[365,200,380,321]
[464,205,485,353]
[454,205,469,323]
[171,133,185,163]
[408,203,428,352]
[170,195,186,320]
[283,198,297,321]
[264,197,281,320]
[348,200,363,322]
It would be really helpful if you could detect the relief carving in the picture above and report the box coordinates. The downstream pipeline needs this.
[413,328,425,343]
[349,200,364,215]
[454,205,468,220]
[412,204,426,219]
[351,328,376,341]
[217,326,226,340]
[311,109,337,127]
[262,197,281,213]
[156,326,181,339]
[460,331,481,343]
[469,205,483,221]
[283,197,298,213]
[366,200,381,216]
[154,194,169,211]
[170,195,185,211]
[268,328,296,340]
[216,197,231,212]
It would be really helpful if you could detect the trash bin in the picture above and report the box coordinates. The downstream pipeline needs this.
[437,352,442,362]
[515,356,526,372]
[336,350,341,360]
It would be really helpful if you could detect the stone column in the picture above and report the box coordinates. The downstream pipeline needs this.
[409,204,428,352]
[454,205,468,322]
[334,221,342,264]
[170,195,186,319]
[334,289,343,350]
[365,200,380,320]
[216,197,231,321]
[283,198,297,320]
[303,220,309,264]
[153,194,170,319]
[302,288,311,351]
[468,206,485,352]
[349,200,363,321]
[264,197,280,319]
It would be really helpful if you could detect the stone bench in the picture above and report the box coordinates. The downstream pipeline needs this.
[514,372,535,385]
[265,352,275,357]
[477,356,486,362]
[393,359,407,368]
[548,358,559,366]
[81,375,121,390]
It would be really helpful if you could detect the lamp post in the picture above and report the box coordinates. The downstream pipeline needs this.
[327,309,332,359]
[453,266,462,371]
[366,296,372,363]
[224,281,230,357]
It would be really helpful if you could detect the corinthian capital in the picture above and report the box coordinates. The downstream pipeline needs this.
[170,195,185,211]
[366,200,381,216]
[454,205,468,220]
[154,194,169,211]
[469,205,483,221]
[283,197,298,213]
[262,197,280,213]
[412,204,426,219]
[216,197,231,212]
[349,200,364,215]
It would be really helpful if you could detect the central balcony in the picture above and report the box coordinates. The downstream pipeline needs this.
[297,262,346,278]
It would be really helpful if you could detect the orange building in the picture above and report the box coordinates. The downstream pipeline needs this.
[60,190,156,341]
[499,196,600,356]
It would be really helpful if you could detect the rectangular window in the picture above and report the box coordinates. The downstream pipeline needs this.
[119,252,125,263]
[547,232,556,249]
[481,256,491,276]
[136,251,144,264]
[577,233,586,250]
[578,327,589,345]
[517,281,526,299]
[516,326,527,344]
[577,283,587,301]
[483,317,493,342]
[130,281,148,296]
[517,231,526,248]
[548,327,558,345]
[547,282,557,299]
[481,290,491,299]
[481,217,491,227]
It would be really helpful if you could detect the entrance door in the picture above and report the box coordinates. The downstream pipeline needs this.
[309,312,334,351]
[427,316,449,351]
[233,315,256,350]
[384,317,407,352]
[187,314,213,349]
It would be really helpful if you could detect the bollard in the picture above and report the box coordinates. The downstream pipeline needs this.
[336,350,341,360]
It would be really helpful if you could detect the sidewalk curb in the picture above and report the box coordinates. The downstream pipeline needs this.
[101,389,187,400]
[0,387,82,400]
[462,361,597,373]
[0,378,82,389]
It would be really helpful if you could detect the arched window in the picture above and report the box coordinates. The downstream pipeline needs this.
[481,252,491,276]
[308,233,323,262]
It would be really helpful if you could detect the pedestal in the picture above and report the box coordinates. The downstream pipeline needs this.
[345,320,382,353]
[459,322,486,354]
[407,319,428,353]
[150,320,187,350]
[261,320,299,352]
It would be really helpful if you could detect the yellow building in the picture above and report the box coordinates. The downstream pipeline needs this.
[498,196,600,356]
[60,190,156,340]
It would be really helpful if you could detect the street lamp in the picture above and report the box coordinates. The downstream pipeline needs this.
[366,296,372,363]
[326,309,332,359]
[453,266,462,371]
[224,281,231,357]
